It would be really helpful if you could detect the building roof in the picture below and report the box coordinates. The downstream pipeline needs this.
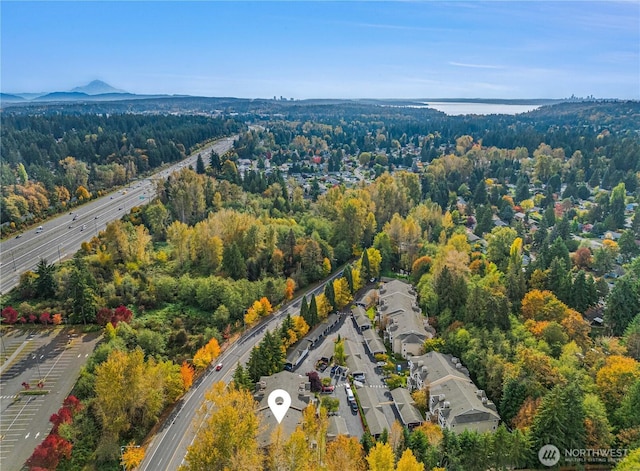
[357,386,390,437]
[390,387,423,427]
[363,328,386,355]
[409,352,499,428]
[379,280,429,343]
[254,371,313,446]
[327,416,349,440]
[344,337,366,373]
[352,306,372,330]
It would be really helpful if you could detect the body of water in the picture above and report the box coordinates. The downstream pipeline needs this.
[425,102,541,116]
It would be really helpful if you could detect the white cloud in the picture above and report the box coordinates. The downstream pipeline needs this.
[449,62,505,70]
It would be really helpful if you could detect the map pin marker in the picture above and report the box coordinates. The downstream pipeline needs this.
[268,389,292,424]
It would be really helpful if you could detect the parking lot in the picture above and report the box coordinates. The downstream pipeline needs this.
[0,328,101,471]
[293,306,400,439]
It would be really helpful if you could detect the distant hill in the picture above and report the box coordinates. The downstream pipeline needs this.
[70,80,127,95]
[0,93,25,102]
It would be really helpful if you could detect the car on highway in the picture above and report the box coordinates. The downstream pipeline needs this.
[36,226,43,233]
[215,363,223,371]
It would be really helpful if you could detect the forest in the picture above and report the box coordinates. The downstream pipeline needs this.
[0,112,243,233]
[1,99,640,470]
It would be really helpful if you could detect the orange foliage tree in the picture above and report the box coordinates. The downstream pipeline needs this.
[181,362,195,390]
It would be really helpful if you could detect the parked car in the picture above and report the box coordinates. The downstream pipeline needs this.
[321,385,335,393]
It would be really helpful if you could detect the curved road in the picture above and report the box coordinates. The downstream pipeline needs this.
[139,270,345,471]
[0,137,235,295]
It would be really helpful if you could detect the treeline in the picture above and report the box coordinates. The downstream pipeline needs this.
[0,113,242,229]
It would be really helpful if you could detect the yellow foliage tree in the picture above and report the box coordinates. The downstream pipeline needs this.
[121,443,145,471]
[182,382,262,471]
[596,355,640,413]
[315,293,332,320]
[325,435,366,471]
[322,257,332,277]
[366,442,395,471]
[396,448,423,471]
[192,338,221,369]
[292,315,309,338]
[333,277,353,309]
[521,289,568,322]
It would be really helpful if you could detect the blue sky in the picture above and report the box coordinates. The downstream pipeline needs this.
[2,1,638,99]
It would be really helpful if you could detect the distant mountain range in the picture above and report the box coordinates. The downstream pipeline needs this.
[0,80,175,104]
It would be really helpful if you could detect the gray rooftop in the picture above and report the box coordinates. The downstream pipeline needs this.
[254,371,313,446]
[362,328,386,355]
[352,306,372,330]
[379,280,428,340]
[357,386,391,437]
[327,416,349,440]
[390,387,423,427]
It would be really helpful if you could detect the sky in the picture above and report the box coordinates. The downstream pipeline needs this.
[1,1,639,99]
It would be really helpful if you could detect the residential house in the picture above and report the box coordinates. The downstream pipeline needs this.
[357,385,391,439]
[352,306,372,331]
[390,387,424,429]
[408,351,500,434]
[378,280,431,358]
[254,371,313,446]
[284,342,310,371]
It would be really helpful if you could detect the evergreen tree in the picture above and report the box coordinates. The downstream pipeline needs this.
[232,363,252,390]
[309,294,319,326]
[609,182,626,230]
[195,154,206,174]
[605,277,640,336]
[515,175,530,203]
[300,296,309,325]
[324,282,336,312]
[547,258,571,304]
[531,382,586,463]
[343,265,354,293]
[67,254,97,324]
[209,150,221,174]
[222,242,247,280]
[570,270,597,313]
[361,249,371,281]
[35,258,57,299]
[619,229,640,262]
[474,204,493,237]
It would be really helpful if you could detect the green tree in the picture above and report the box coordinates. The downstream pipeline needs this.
[196,154,206,175]
[309,295,319,327]
[324,281,336,311]
[222,242,246,280]
[605,277,640,336]
[361,249,371,281]
[530,382,586,460]
[486,227,518,273]
[618,229,640,263]
[35,258,57,299]
[210,151,221,175]
[67,255,97,324]
[609,182,626,230]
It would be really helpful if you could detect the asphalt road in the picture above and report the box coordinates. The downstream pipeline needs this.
[0,137,235,295]
[139,269,345,471]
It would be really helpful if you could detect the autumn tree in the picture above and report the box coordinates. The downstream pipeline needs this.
[121,443,145,471]
[181,382,262,471]
[325,435,366,471]
[596,355,640,415]
[193,337,221,369]
[366,442,395,471]
[396,448,423,471]
[181,362,195,390]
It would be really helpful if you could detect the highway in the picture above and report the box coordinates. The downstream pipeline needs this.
[0,137,235,295]
[138,270,345,471]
